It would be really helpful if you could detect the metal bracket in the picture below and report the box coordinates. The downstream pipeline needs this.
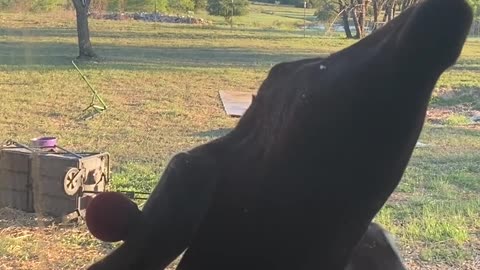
[72,60,108,119]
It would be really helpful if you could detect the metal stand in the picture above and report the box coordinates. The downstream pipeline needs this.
[72,60,108,116]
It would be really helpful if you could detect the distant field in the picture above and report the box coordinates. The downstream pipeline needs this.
[0,3,479,270]
[197,2,318,28]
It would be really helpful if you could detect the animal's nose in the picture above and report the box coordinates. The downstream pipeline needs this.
[393,0,473,73]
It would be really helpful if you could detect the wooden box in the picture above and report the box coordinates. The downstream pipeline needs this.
[0,147,34,212]
[0,146,109,218]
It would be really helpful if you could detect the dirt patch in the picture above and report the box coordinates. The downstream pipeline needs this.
[428,88,480,127]
[404,259,480,270]
[0,207,54,228]
[387,191,411,205]
[426,108,480,127]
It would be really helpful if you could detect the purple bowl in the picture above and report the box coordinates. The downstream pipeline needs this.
[31,136,57,148]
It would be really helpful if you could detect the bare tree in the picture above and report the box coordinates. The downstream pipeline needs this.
[319,0,421,38]
[350,0,362,38]
[350,0,369,38]
[72,0,97,59]
[372,0,380,30]
[359,0,368,36]
[338,0,354,38]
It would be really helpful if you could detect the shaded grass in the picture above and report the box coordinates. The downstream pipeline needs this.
[431,88,480,110]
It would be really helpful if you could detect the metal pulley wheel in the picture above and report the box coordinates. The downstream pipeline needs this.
[64,167,83,196]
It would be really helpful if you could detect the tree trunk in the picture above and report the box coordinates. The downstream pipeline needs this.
[339,1,353,39]
[392,0,397,18]
[384,2,393,22]
[342,11,353,38]
[350,2,362,39]
[372,0,379,30]
[402,0,416,11]
[401,0,408,11]
[358,0,367,37]
[72,0,97,59]
[382,4,388,22]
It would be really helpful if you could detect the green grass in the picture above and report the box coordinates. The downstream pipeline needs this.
[0,3,480,269]
[444,114,472,126]
[373,125,480,264]
[196,2,318,29]
[0,235,39,261]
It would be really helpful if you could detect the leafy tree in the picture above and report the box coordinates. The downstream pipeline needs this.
[147,0,169,12]
[0,0,16,9]
[314,0,336,21]
[467,0,480,17]
[193,0,207,11]
[90,0,109,12]
[125,0,150,11]
[206,0,249,17]
[168,0,194,12]
[315,0,353,38]
[1,0,63,11]
[107,0,126,11]
[31,0,64,11]
[154,0,169,12]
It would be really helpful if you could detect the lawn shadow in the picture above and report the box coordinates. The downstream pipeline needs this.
[431,88,480,109]
[0,40,323,71]
[421,151,480,192]
[450,64,480,71]
[192,128,232,139]
[0,25,322,41]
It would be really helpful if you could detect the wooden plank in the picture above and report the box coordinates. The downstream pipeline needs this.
[219,90,254,117]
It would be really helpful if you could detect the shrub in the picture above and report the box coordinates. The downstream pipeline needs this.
[206,0,249,17]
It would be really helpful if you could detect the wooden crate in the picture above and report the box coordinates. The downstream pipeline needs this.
[0,146,109,218]
[33,152,109,217]
[0,147,34,212]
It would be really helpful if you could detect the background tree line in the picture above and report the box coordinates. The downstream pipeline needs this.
[2,0,478,19]
[252,0,322,8]
[316,0,480,39]
[0,0,249,15]
[2,0,478,42]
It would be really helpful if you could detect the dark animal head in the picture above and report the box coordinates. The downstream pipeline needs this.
[86,0,473,269]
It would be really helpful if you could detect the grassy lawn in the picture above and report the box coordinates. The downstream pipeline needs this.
[0,4,479,270]
[197,2,319,29]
